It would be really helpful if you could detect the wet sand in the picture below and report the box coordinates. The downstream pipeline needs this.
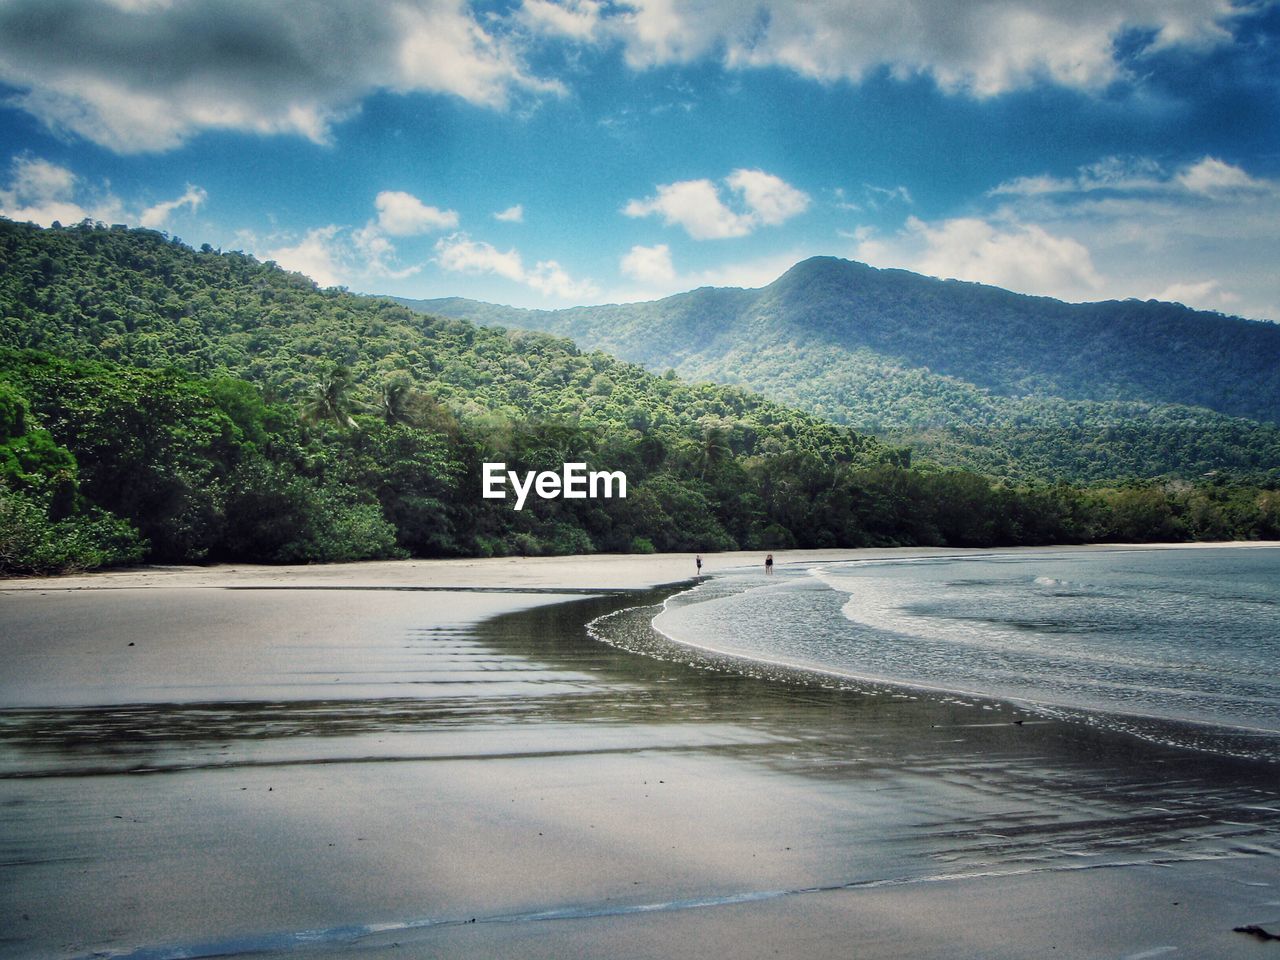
[2,547,1279,959]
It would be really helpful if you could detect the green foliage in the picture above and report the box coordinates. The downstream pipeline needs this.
[0,487,144,576]
[4,349,245,560]
[267,487,404,564]
[324,422,464,556]
[0,381,26,440]
[0,391,79,518]
[302,363,362,428]
[0,349,407,565]
[1,219,1277,573]
[217,459,403,563]
[0,220,895,471]
[410,256,1280,485]
[0,376,145,573]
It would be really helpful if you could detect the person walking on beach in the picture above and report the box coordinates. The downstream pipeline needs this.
[696,555,703,576]
[765,553,774,575]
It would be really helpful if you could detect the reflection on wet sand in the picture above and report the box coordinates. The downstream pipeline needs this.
[1,585,1278,959]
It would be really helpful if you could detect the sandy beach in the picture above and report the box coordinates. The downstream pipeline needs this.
[2,545,1279,959]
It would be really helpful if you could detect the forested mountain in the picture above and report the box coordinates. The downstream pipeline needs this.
[3,219,1277,574]
[0,220,888,464]
[406,257,1280,483]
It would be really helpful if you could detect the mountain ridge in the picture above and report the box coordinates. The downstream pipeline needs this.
[399,256,1280,483]
[4,219,1278,574]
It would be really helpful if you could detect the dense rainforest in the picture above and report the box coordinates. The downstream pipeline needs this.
[410,256,1280,484]
[2,219,1278,575]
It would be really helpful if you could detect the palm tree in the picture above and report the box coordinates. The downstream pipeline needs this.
[375,378,414,427]
[302,365,361,428]
[698,421,732,480]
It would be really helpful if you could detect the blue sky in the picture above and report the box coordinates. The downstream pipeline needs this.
[0,0,1278,320]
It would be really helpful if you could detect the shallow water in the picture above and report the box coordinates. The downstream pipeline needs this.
[2,566,1279,960]
[647,547,1280,761]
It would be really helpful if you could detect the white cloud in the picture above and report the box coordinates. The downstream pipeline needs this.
[395,2,565,107]
[979,155,1280,318]
[624,168,810,240]
[724,169,810,226]
[837,225,877,244]
[625,178,753,239]
[521,0,602,39]
[989,174,1079,198]
[854,216,1104,303]
[256,206,435,288]
[266,225,346,289]
[856,155,1280,320]
[612,0,669,65]
[0,155,127,226]
[991,155,1274,202]
[352,222,422,280]
[139,184,207,228]
[864,183,913,207]
[1176,156,1269,195]
[0,156,86,225]
[609,246,810,303]
[314,190,453,281]
[526,259,598,300]
[0,1,1251,156]
[620,243,675,283]
[8,156,74,205]
[434,234,526,282]
[1156,279,1241,313]
[684,249,813,291]
[992,156,1169,197]
[374,190,458,235]
[353,223,394,262]
[916,218,1103,297]
[493,204,525,223]
[834,183,913,212]
[434,232,598,301]
[0,155,203,233]
[608,0,1242,96]
[0,0,562,154]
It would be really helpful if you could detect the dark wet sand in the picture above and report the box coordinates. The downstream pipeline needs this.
[2,558,1279,959]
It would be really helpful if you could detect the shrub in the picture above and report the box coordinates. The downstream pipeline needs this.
[0,487,145,575]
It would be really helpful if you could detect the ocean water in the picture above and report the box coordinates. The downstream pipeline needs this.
[645,547,1280,761]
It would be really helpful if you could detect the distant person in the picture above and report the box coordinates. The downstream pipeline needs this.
[765,553,774,575]
[696,555,703,576]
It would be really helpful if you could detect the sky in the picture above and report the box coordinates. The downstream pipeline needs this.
[0,0,1278,320]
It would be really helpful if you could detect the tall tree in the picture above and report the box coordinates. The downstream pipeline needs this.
[303,365,361,429]
[375,378,415,427]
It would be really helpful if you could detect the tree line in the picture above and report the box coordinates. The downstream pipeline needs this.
[411,256,1280,484]
[4,347,1278,575]
[1,219,1278,575]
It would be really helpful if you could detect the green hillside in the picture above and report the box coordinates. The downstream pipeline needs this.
[406,257,1280,483]
[3,219,1277,575]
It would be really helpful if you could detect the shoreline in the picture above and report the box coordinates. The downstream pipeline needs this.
[3,541,1279,958]
[3,539,1277,593]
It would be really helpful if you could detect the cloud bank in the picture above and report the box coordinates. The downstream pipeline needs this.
[857,156,1280,319]
[0,1,1249,154]
[0,0,561,153]
[567,0,1245,95]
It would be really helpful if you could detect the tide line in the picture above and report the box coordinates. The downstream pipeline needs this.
[83,853,1249,960]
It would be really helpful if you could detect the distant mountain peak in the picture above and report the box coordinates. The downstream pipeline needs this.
[406,251,1280,482]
